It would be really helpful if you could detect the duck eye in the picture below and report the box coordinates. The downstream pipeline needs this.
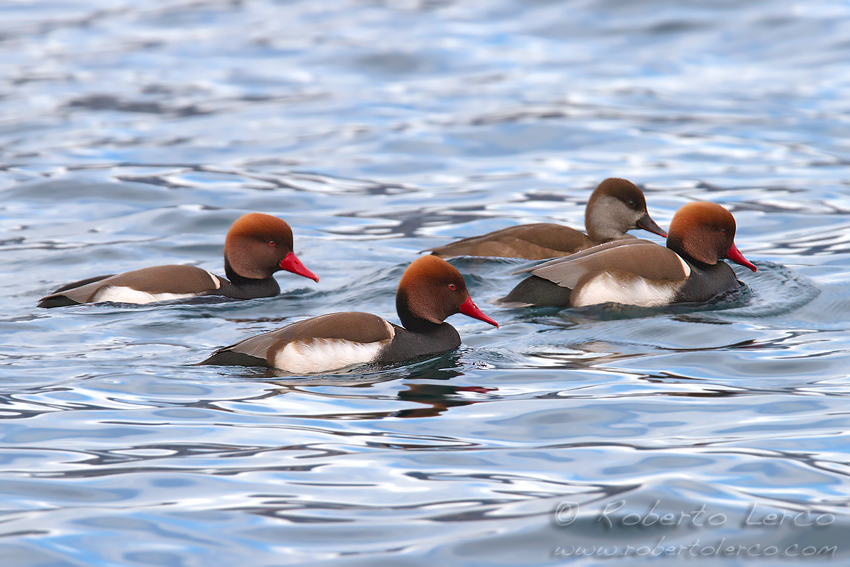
[720,229,726,235]
[268,240,276,246]
[627,200,636,208]
[448,283,457,290]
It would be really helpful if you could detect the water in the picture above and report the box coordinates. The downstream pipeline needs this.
[2,0,850,565]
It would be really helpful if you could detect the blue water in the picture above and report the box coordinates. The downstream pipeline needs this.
[2,1,850,565]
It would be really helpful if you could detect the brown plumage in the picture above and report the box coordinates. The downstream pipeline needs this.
[665,202,738,266]
[223,213,293,281]
[498,201,756,308]
[202,256,498,372]
[428,178,667,260]
[37,213,318,308]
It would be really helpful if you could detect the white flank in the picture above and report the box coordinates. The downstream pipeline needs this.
[273,339,387,374]
[93,286,198,305]
[208,271,221,289]
[675,252,692,277]
[572,272,678,308]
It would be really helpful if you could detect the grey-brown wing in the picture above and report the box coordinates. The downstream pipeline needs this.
[50,274,114,294]
[39,276,117,307]
[38,274,115,307]
[429,223,592,260]
[213,312,394,361]
[104,265,221,294]
[524,240,688,288]
[39,265,221,307]
[515,239,645,273]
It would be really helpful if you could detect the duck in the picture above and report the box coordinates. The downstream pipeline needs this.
[37,213,319,308]
[201,255,498,373]
[497,201,757,308]
[427,178,667,260]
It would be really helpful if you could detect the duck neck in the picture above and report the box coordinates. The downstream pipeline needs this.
[667,236,717,269]
[396,289,444,333]
[585,200,629,242]
[224,257,273,288]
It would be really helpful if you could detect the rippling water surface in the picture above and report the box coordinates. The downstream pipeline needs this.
[3,1,850,565]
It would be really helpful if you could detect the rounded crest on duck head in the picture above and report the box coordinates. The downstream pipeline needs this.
[396,256,498,331]
[666,202,756,271]
[585,178,667,241]
[224,213,318,282]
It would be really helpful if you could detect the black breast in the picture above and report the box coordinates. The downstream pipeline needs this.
[376,323,462,364]
[498,275,573,307]
[216,276,281,300]
[674,260,740,303]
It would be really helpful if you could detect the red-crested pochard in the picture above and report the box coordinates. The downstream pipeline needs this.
[37,213,318,308]
[427,178,666,260]
[201,255,498,373]
[498,202,757,308]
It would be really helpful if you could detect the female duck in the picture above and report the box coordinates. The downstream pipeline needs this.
[428,178,666,260]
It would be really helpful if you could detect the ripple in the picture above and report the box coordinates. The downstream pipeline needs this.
[3,0,850,565]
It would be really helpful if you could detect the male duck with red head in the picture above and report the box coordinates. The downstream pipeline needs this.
[37,213,319,308]
[498,202,757,308]
[427,178,666,260]
[201,256,498,373]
